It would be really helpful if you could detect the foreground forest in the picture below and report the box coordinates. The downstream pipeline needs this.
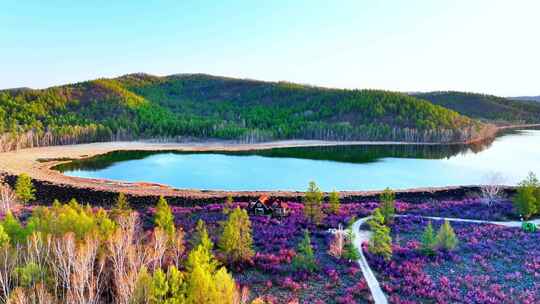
[0,74,494,151]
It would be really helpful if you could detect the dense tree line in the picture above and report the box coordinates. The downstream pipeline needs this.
[0,74,492,152]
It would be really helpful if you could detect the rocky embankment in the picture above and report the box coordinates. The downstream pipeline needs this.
[1,172,516,208]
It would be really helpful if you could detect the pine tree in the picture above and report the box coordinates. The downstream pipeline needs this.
[132,266,152,304]
[304,181,324,225]
[420,221,437,256]
[186,243,219,275]
[190,219,213,252]
[116,192,130,211]
[342,230,360,261]
[367,208,392,260]
[186,263,215,304]
[292,230,317,272]
[154,196,175,239]
[380,188,395,225]
[223,195,234,214]
[213,268,237,304]
[14,173,35,204]
[185,245,236,304]
[513,172,539,219]
[436,220,458,251]
[218,207,254,264]
[2,212,30,244]
[329,190,340,214]
[0,225,10,247]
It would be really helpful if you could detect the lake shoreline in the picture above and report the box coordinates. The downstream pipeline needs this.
[0,124,536,204]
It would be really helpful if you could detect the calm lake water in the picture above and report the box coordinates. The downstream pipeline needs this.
[56,129,540,191]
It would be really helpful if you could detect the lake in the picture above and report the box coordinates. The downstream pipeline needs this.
[55,129,540,191]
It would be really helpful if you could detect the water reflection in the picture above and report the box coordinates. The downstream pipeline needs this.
[54,137,496,172]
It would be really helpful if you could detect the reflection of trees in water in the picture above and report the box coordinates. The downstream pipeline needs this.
[54,137,496,172]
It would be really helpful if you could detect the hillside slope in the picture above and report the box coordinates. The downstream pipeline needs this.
[0,74,489,151]
[412,91,540,124]
[511,96,540,102]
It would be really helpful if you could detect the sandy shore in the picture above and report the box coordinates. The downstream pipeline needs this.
[0,131,528,199]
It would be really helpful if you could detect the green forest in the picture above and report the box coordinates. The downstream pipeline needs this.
[0,73,499,151]
[412,91,540,124]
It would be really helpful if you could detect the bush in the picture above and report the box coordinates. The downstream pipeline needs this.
[513,172,540,219]
[14,173,35,204]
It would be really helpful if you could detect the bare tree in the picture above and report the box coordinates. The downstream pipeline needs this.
[68,235,104,304]
[50,233,76,300]
[148,228,168,271]
[480,172,506,206]
[0,184,18,214]
[0,244,19,303]
[107,212,150,304]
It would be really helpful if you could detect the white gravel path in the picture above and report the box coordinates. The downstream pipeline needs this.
[351,216,388,304]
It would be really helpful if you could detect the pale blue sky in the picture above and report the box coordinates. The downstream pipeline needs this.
[1,0,539,96]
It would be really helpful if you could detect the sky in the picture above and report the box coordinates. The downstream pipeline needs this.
[1,0,539,96]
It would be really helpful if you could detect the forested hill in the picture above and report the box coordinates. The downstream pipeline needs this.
[511,96,540,102]
[0,74,489,151]
[412,91,540,124]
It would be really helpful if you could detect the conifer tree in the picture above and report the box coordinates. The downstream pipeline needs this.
[436,220,458,251]
[116,192,130,211]
[213,268,237,304]
[154,196,175,239]
[420,221,437,256]
[292,230,317,272]
[190,219,213,252]
[342,230,360,261]
[367,208,392,260]
[223,195,234,214]
[186,243,218,275]
[304,181,324,225]
[14,173,35,204]
[186,264,215,304]
[185,244,236,304]
[0,225,9,247]
[218,207,254,264]
[329,190,340,214]
[380,188,395,225]
[132,266,152,304]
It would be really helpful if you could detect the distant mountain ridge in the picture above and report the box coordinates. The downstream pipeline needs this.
[411,91,540,124]
[0,73,492,151]
[510,96,540,102]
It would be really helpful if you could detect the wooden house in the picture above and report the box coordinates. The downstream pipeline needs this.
[248,196,289,218]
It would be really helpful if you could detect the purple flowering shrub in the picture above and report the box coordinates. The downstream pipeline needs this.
[144,202,374,303]
[397,199,516,221]
[366,216,540,303]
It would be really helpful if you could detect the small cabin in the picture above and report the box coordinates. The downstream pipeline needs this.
[248,196,289,218]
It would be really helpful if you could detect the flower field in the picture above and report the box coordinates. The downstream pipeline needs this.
[143,202,378,303]
[365,216,540,304]
[397,199,516,221]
